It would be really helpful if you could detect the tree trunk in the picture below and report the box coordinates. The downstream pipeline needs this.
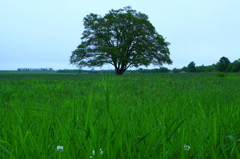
[115,68,125,75]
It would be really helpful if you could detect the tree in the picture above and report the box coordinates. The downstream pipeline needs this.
[228,58,240,72]
[195,65,216,72]
[181,66,188,72]
[216,56,230,72]
[187,61,196,72]
[172,68,180,73]
[70,6,172,75]
[158,67,170,73]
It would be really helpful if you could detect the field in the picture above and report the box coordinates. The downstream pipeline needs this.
[0,73,240,159]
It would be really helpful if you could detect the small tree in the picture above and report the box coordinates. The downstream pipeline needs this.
[228,58,240,72]
[70,6,172,75]
[216,56,230,72]
[187,61,196,72]
[159,67,170,73]
[181,66,188,72]
[172,68,180,73]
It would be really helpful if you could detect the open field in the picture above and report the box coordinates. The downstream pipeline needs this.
[0,73,240,158]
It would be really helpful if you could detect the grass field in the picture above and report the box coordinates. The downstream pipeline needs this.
[0,73,240,158]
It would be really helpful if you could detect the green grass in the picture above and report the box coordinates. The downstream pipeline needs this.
[0,73,240,158]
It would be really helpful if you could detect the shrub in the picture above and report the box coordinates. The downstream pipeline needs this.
[216,72,226,77]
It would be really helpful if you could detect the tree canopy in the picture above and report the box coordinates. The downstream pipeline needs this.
[70,6,172,75]
[216,56,230,72]
[187,61,196,72]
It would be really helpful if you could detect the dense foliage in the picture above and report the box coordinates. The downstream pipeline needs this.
[187,61,196,72]
[216,57,231,72]
[173,57,240,73]
[70,6,172,75]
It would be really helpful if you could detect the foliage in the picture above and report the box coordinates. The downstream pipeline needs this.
[158,67,171,73]
[216,72,226,77]
[57,69,81,73]
[177,56,240,73]
[18,68,53,71]
[216,56,230,72]
[181,66,188,72]
[138,67,170,73]
[70,6,172,75]
[172,68,181,73]
[195,64,216,72]
[227,59,240,72]
[187,61,196,72]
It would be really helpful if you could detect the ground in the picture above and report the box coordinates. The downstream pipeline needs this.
[0,72,239,158]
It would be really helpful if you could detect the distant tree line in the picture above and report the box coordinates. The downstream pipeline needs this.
[172,57,240,73]
[18,68,54,71]
[57,69,98,74]
[57,56,240,74]
[19,57,239,74]
[133,56,240,73]
[136,67,170,73]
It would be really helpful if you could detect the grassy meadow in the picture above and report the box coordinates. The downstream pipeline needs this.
[0,73,240,158]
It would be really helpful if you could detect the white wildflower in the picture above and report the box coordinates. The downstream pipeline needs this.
[184,145,190,151]
[90,148,103,158]
[99,148,103,155]
[57,145,64,152]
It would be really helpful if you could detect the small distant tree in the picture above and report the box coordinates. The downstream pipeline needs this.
[187,61,196,72]
[172,68,180,73]
[180,66,188,72]
[196,65,205,72]
[228,58,240,72]
[137,68,144,73]
[158,67,170,73]
[216,56,230,72]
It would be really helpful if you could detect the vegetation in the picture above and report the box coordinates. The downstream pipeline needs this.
[216,57,231,72]
[17,68,54,71]
[187,61,196,72]
[70,6,172,75]
[0,73,240,158]
[227,59,240,72]
[175,57,240,73]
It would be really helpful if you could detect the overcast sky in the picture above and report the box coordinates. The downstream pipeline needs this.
[1,0,239,70]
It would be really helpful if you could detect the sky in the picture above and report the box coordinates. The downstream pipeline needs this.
[1,0,240,70]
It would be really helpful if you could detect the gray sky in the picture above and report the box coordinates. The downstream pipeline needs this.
[1,0,239,70]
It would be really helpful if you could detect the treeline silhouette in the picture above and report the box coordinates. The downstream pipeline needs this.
[17,57,240,74]
[137,56,240,73]
[59,56,240,74]
[18,68,54,71]
[173,56,240,73]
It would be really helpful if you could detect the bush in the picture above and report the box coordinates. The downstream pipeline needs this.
[216,72,226,77]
